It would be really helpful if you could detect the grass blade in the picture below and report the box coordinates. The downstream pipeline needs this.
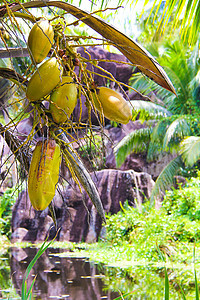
[113,291,136,300]
[21,280,27,300]
[21,230,59,300]
[195,269,199,300]
[26,276,37,299]
[193,244,199,300]
[156,244,170,300]
[164,267,169,300]
[179,283,187,300]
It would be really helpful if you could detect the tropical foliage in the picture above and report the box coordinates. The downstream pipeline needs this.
[85,0,200,47]
[180,136,200,167]
[130,39,200,114]
[0,188,17,238]
[115,35,200,199]
[104,176,200,261]
[137,0,200,47]
[1,1,200,299]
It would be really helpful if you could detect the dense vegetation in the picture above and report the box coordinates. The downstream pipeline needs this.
[105,174,200,263]
[1,0,200,298]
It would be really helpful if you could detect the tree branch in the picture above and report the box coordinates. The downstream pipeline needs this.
[0,47,29,59]
[0,67,28,85]
[0,122,31,172]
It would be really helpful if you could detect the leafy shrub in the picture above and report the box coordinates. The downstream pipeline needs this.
[0,188,17,238]
[163,175,200,221]
[104,197,200,261]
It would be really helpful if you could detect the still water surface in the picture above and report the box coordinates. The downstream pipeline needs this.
[0,246,197,299]
[2,247,119,300]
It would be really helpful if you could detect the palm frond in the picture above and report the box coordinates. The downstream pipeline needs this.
[139,0,200,46]
[146,118,172,161]
[146,139,162,162]
[114,127,152,167]
[179,136,200,167]
[151,118,172,145]
[131,100,172,122]
[130,39,200,114]
[163,117,191,149]
[150,155,184,202]
[130,71,176,112]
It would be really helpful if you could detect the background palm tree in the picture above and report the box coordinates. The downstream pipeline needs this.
[137,0,200,47]
[114,36,200,200]
[84,0,200,47]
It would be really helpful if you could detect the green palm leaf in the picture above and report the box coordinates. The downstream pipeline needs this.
[131,100,172,122]
[114,127,151,167]
[163,117,191,149]
[137,0,200,46]
[131,40,200,115]
[150,155,183,201]
[179,136,200,167]
[146,118,173,161]
[151,118,172,145]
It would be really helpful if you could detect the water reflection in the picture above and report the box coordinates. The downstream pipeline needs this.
[10,247,119,300]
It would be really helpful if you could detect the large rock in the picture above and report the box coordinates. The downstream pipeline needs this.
[11,169,154,243]
[103,122,176,179]
[77,46,133,89]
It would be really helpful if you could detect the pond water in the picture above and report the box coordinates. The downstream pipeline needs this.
[0,246,197,299]
[1,247,120,300]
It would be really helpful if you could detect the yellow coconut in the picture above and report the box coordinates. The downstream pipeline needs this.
[93,87,132,124]
[28,139,61,211]
[26,57,63,101]
[49,76,77,123]
[28,19,54,64]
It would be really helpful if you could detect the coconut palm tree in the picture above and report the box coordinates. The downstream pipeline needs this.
[114,38,200,201]
[0,0,177,220]
[115,110,200,201]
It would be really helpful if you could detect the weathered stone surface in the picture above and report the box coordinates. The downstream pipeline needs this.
[15,116,34,141]
[11,169,154,243]
[104,121,148,170]
[0,135,18,190]
[11,228,29,244]
[103,122,176,179]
